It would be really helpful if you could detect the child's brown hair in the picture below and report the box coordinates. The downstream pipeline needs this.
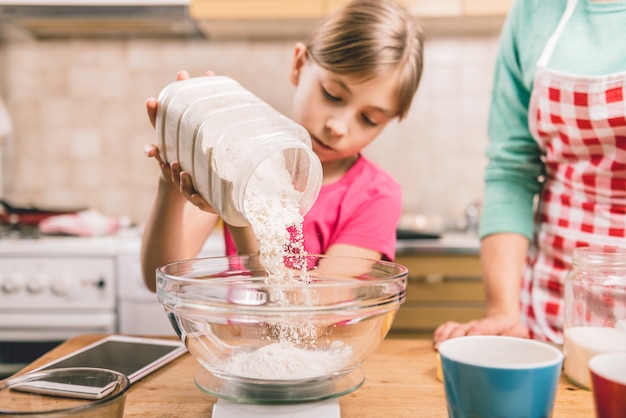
[305,0,424,119]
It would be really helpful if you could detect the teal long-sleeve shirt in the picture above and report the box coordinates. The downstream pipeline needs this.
[479,0,626,241]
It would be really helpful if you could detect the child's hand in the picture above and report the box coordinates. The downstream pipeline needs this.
[144,142,168,175]
[145,97,158,128]
[144,70,220,214]
[174,161,219,214]
[144,143,218,215]
[145,70,192,127]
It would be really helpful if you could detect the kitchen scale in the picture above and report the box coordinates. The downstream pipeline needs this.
[194,366,365,417]
[212,399,340,418]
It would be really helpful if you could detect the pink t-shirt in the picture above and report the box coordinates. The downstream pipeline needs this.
[224,155,402,261]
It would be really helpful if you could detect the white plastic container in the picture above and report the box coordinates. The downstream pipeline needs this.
[156,76,322,227]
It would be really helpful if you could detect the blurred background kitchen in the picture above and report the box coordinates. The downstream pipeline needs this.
[0,0,509,227]
[0,0,510,376]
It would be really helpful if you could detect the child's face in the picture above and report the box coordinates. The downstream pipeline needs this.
[290,45,399,164]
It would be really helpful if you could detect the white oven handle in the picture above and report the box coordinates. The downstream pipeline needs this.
[0,313,116,341]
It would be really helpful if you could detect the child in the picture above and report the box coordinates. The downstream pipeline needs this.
[141,0,424,291]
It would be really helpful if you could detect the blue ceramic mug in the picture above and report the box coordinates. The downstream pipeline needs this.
[438,335,563,418]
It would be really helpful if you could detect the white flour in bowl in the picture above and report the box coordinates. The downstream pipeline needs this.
[221,150,353,380]
[227,341,353,381]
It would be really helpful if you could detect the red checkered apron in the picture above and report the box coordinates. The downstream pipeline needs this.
[525,0,626,343]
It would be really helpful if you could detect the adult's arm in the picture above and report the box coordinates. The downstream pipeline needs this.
[433,0,551,348]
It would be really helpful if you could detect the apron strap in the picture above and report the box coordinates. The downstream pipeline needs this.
[537,0,579,68]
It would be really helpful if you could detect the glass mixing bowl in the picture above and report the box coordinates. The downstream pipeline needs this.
[156,254,407,404]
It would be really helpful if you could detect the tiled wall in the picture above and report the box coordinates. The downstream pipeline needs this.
[0,35,499,228]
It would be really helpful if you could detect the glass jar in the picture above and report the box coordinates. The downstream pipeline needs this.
[563,246,626,390]
[155,76,322,227]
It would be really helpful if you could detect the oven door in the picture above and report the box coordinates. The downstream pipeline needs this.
[0,312,116,379]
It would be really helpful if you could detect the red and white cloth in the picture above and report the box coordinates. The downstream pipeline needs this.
[39,209,121,237]
[525,0,626,343]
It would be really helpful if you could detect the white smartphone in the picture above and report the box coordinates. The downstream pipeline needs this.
[11,372,119,400]
[12,335,187,400]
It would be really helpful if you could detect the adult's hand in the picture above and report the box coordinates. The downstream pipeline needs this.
[432,314,529,350]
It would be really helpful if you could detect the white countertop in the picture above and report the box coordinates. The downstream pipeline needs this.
[0,227,226,257]
[395,232,480,255]
[0,227,477,257]
[0,234,121,256]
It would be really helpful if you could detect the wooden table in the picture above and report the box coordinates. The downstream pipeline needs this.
[14,334,594,417]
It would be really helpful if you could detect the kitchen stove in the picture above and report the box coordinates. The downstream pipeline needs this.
[116,227,225,337]
[0,222,41,240]
[0,223,227,378]
[0,227,119,378]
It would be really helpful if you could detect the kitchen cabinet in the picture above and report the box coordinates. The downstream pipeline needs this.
[190,0,325,39]
[390,253,485,339]
[401,0,515,36]
[463,0,513,15]
[329,0,513,16]
[189,0,513,19]
[190,0,325,20]
[190,0,514,38]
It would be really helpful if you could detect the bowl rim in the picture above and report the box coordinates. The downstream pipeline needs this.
[156,254,408,313]
[438,335,564,370]
[588,352,626,385]
[156,253,409,283]
[155,253,408,312]
[0,367,130,415]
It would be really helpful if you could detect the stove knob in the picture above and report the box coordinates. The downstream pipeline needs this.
[51,276,71,296]
[2,273,25,294]
[27,274,47,294]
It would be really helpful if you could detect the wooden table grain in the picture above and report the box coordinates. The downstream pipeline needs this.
[12,334,594,417]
